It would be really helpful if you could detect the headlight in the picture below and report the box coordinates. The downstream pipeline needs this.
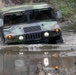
[44,32,49,37]
[7,35,13,39]
[55,28,59,33]
[19,36,24,40]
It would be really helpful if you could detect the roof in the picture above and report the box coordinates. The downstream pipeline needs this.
[0,3,52,14]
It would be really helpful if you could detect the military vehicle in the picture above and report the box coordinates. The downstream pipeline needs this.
[0,3,63,44]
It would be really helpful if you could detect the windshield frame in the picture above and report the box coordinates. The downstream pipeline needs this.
[3,8,57,26]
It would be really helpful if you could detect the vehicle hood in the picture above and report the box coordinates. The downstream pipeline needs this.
[3,21,60,36]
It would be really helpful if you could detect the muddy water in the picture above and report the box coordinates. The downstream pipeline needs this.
[0,45,75,75]
[61,22,76,45]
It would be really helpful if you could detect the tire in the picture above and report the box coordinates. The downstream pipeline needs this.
[56,36,63,44]
[48,37,56,44]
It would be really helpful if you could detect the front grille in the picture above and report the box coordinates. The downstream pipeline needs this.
[25,33,42,41]
[24,26,41,33]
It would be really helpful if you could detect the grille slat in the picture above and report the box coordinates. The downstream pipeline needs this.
[25,33,41,41]
[24,26,41,33]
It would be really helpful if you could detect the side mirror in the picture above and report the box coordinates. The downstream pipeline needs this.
[56,10,62,19]
[0,19,3,27]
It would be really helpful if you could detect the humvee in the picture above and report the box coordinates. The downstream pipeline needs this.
[0,3,63,44]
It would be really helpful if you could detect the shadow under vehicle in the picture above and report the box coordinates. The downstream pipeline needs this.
[0,3,63,44]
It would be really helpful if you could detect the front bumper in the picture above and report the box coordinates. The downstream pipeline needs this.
[5,30,62,44]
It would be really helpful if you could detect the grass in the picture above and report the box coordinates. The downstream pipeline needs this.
[48,0,76,21]
[1,0,76,21]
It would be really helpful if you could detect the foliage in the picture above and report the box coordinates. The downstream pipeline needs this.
[2,0,76,21]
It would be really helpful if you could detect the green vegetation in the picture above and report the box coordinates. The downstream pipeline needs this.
[2,0,76,22]
[48,0,76,22]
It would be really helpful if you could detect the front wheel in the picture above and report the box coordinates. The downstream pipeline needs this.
[56,36,63,44]
[49,36,63,44]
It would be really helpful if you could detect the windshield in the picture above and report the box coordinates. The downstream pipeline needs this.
[30,9,56,22]
[4,8,56,25]
[4,12,28,25]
